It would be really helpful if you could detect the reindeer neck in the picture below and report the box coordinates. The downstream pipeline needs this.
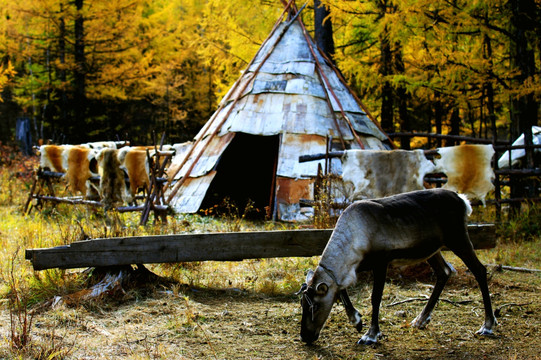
[319,217,367,289]
[318,263,341,287]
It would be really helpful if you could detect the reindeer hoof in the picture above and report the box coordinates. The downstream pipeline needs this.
[357,332,381,345]
[411,314,431,329]
[476,326,494,336]
[355,321,363,333]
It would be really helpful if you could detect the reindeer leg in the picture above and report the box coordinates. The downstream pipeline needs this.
[358,264,387,345]
[339,289,363,332]
[450,241,496,336]
[411,252,455,329]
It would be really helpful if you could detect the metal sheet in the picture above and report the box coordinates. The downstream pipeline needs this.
[167,171,217,213]
[217,93,364,139]
[178,133,235,178]
[276,177,313,203]
[277,133,327,178]
[251,75,327,99]
[250,22,326,72]
[167,142,194,181]
[275,176,315,222]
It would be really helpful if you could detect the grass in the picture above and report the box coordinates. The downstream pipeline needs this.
[0,146,539,359]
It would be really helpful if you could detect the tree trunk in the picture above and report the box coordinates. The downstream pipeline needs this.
[379,28,393,133]
[449,107,461,146]
[483,32,497,141]
[74,0,86,133]
[58,6,67,139]
[314,0,334,59]
[434,96,443,148]
[394,45,410,149]
[509,0,538,203]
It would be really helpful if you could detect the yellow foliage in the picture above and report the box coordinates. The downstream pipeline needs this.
[0,61,15,99]
[0,0,539,140]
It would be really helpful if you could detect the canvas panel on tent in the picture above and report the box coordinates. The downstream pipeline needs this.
[166,8,390,221]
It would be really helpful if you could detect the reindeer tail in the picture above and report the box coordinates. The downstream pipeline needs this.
[457,193,473,217]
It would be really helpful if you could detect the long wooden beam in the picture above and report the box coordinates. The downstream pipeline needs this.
[25,225,495,271]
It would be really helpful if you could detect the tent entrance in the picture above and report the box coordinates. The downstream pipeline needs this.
[200,133,280,218]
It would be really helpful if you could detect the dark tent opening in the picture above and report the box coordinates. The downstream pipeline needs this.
[200,133,280,218]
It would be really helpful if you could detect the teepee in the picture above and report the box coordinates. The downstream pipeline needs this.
[166,5,390,221]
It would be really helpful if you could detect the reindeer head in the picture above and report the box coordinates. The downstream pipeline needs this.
[298,269,338,344]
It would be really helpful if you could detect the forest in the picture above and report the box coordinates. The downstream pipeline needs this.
[0,0,539,147]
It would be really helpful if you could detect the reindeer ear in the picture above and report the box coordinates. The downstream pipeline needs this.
[305,270,315,284]
[316,282,329,296]
[295,282,308,295]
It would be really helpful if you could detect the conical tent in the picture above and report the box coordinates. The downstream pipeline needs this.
[166,11,390,221]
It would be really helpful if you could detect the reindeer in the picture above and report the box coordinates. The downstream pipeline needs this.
[298,188,496,345]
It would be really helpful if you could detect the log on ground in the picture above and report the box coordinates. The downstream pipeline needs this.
[25,225,496,271]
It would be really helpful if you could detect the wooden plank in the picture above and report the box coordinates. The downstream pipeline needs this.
[25,229,332,270]
[463,224,496,251]
[25,225,496,271]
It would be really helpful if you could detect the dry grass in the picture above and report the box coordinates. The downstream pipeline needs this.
[0,148,539,359]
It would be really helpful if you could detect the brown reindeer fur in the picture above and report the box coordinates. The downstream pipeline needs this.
[126,150,150,196]
[435,144,495,203]
[98,149,128,209]
[65,146,92,195]
[117,147,151,197]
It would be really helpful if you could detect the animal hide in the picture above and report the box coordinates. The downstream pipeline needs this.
[434,144,495,204]
[98,149,130,209]
[498,126,541,168]
[39,144,101,198]
[65,146,93,195]
[82,141,118,150]
[39,145,68,173]
[117,147,150,197]
[341,149,436,200]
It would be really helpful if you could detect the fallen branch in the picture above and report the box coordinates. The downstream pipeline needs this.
[387,296,473,308]
[494,302,532,317]
[488,264,541,273]
[387,297,428,307]
[441,299,474,307]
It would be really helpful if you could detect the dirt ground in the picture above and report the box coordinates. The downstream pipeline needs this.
[2,262,540,360]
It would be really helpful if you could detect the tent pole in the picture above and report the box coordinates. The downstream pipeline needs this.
[312,59,347,149]
[315,34,395,148]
